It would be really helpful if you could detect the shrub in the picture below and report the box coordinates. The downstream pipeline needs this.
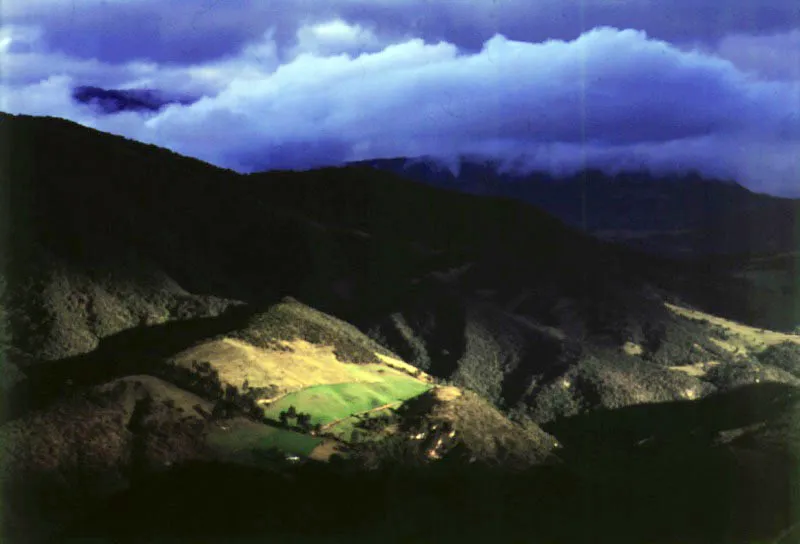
[528,379,583,424]
[296,412,312,430]
[756,342,800,377]
[211,400,234,420]
[359,414,391,432]
[705,362,764,389]
[224,384,237,401]
[249,404,265,420]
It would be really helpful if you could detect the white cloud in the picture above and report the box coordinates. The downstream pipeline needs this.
[288,19,383,59]
[2,24,800,195]
[0,75,78,116]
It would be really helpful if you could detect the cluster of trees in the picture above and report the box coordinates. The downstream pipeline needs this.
[358,412,396,432]
[164,362,276,423]
[278,405,322,434]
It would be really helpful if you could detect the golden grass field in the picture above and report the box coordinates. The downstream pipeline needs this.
[170,337,433,403]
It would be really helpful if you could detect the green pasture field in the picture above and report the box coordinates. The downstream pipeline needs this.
[262,377,431,426]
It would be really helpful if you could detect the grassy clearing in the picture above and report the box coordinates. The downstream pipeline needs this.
[622,341,644,356]
[205,418,321,464]
[307,439,348,461]
[668,361,721,378]
[261,377,432,426]
[666,302,800,355]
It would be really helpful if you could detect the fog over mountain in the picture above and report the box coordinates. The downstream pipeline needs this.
[353,155,800,258]
[1,1,799,195]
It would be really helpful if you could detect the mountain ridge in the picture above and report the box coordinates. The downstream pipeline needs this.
[351,155,800,258]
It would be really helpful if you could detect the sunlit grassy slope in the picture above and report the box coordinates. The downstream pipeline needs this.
[666,302,800,354]
[161,297,437,458]
[171,337,427,401]
[167,298,433,403]
[260,378,432,426]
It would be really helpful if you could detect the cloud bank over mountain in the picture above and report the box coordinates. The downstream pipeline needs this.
[1,2,799,195]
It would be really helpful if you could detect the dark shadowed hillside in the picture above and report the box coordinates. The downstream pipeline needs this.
[351,157,800,331]
[2,113,800,543]
[355,157,800,258]
[3,111,798,422]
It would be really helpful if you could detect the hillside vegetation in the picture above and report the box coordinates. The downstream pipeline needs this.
[1,293,545,542]
[2,113,800,543]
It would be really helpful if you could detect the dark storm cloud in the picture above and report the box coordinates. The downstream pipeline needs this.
[71,86,200,114]
[4,0,799,64]
[2,0,266,64]
[1,3,799,196]
[3,0,349,64]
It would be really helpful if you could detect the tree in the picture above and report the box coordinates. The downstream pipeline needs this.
[249,404,265,420]
[211,402,227,420]
[225,384,237,401]
[296,412,312,430]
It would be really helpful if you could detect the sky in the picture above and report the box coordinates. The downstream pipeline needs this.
[1,1,799,196]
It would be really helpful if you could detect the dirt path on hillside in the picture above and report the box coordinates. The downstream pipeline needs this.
[256,391,294,406]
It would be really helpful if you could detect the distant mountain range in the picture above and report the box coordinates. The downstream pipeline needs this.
[352,156,800,259]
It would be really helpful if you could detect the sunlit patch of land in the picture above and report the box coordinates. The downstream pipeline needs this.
[666,302,800,356]
[668,361,721,377]
[170,338,428,402]
[260,379,432,427]
[622,341,644,356]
